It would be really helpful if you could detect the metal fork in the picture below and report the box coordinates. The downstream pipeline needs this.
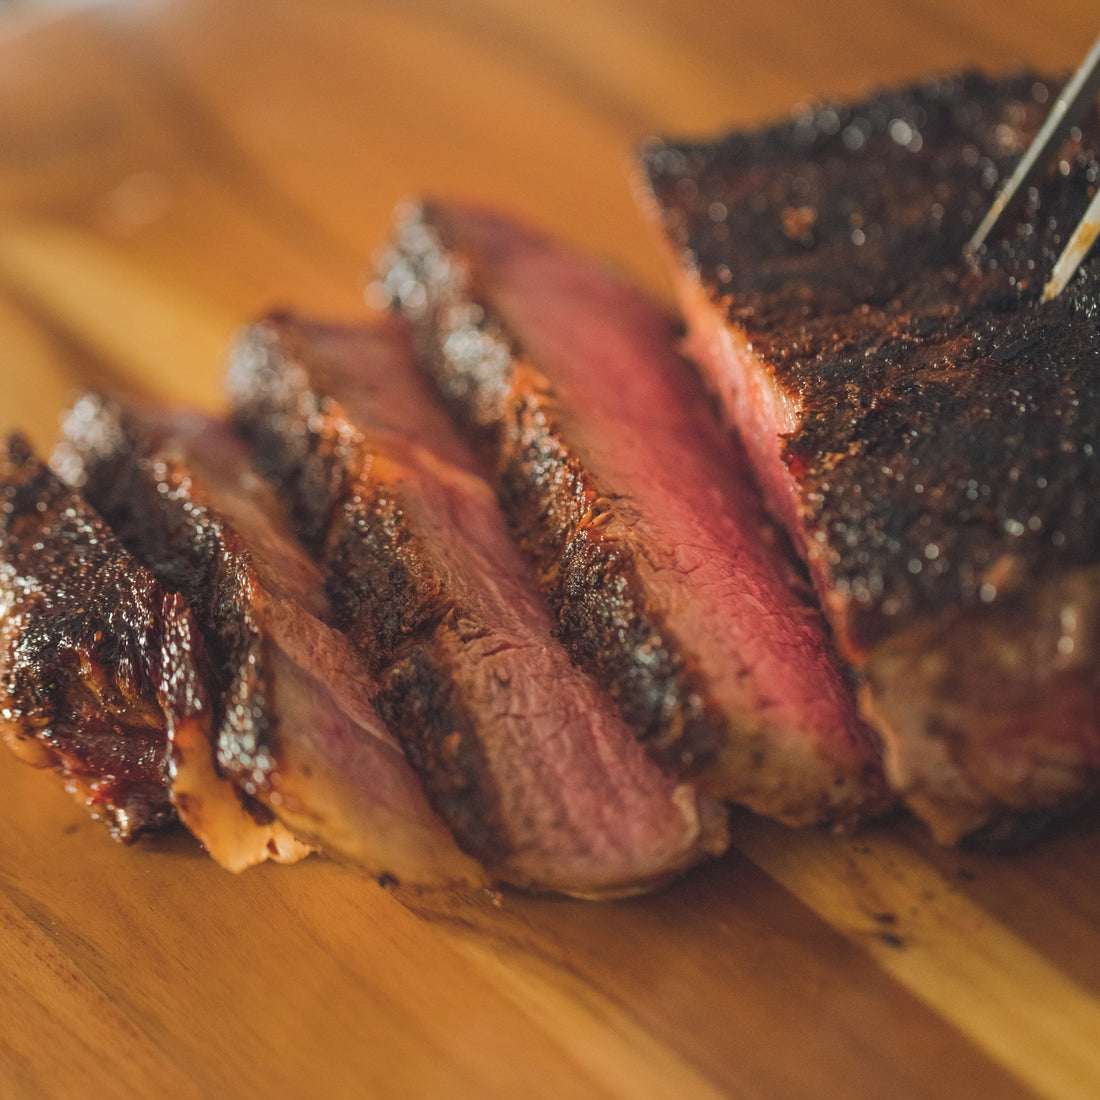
[968,32,1100,301]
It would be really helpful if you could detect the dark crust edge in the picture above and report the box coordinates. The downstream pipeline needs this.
[385,206,728,777]
[498,372,723,773]
[56,400,281,800]
[0,433,193,839]
[229,324,512,862]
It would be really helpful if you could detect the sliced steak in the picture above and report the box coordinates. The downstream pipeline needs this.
[378,203,888,827]
[56,395,483,886]
[0,434,196,841]
[228,315,728,896]
[638,70,1100,843]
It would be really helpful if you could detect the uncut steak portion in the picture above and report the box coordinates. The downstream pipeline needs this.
[56,395,482,886]
[0,434,202,842]
[379,202,887,827]
[639,70,1100,843]
[229,314,728,896]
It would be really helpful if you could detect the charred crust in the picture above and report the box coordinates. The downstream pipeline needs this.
[1,437,165,714]
[322,477,511,853]
[230,325,512,845]
[382,204,513,443]
[386,206,726,774]
[325,486,449,673]
[642,71,1052,327]
[229,323,353,555]
[375,641,507,863]
[212,601,273,793]
[59,400,277,791]
[0,434,185,838]
[643,71,1100,651]
[498,388,722,773]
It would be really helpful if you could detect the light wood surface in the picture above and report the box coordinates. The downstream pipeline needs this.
[2,2,1099,1096]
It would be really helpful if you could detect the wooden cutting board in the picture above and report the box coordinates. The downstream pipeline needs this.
[2,2,1098,1096]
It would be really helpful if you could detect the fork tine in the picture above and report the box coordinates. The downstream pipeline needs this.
[1041,184,1100,300]
[968,31,1100,254]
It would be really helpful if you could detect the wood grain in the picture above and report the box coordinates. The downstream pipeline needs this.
[1,1,1098,1097]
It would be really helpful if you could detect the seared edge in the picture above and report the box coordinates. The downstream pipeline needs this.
[0,433,205,840]
[498,362,722,773]
[58,396,482,885]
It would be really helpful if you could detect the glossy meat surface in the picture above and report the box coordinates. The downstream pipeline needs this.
[0,435,200,839]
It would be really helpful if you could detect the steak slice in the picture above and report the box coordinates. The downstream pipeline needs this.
[638,70,1100,843]
[56,395,483,886]
[378,202,888,827]
[0,434,202,842]
[228,314,728,896]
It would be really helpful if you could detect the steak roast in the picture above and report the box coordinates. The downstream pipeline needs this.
[55,395,483,885]
[9,67,1096,882]
[378,202,889,827]
[639,70,1100,843]
[228,314,728,896]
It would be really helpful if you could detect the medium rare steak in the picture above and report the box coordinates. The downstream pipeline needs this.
[379,202,888,827]
[56,395,482,886]
[228,315,728,896]
[638,70,1100,843]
